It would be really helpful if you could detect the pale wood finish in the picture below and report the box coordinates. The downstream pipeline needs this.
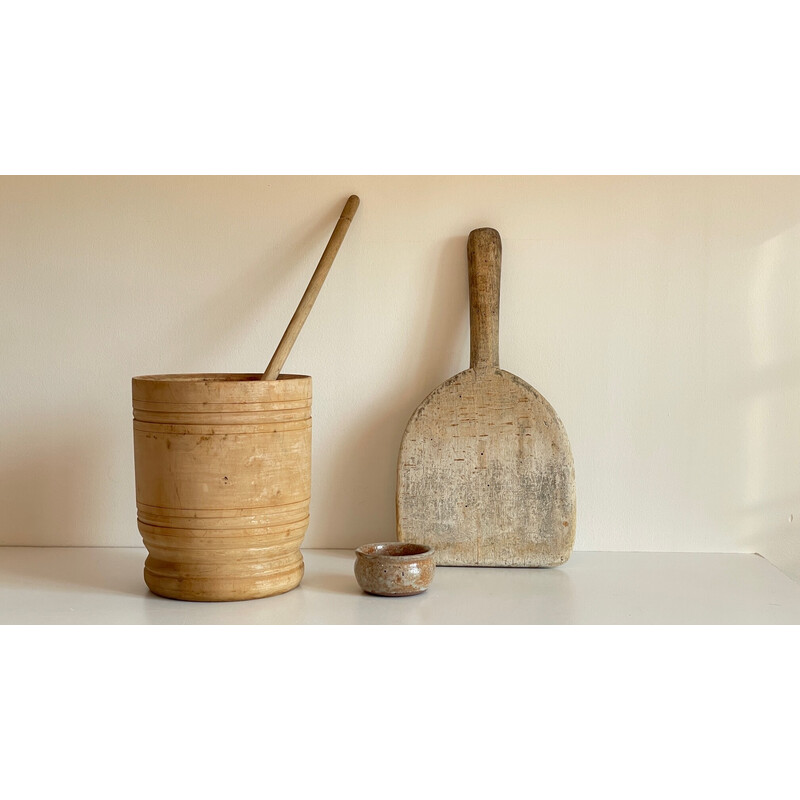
[132,373,312,600]
[262,195,360,380]
[396,228,576,567]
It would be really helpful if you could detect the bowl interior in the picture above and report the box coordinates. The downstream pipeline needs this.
[356,542,432,559]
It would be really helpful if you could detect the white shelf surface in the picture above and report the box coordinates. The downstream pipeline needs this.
[1,547,799,624]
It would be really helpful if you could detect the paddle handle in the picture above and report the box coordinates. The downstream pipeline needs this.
[468,227,501,370]
[262,195,360,380]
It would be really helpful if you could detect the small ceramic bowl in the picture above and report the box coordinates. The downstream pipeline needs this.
[354,542,435,597]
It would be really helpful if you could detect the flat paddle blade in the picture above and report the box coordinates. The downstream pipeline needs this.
[396,228,576,567]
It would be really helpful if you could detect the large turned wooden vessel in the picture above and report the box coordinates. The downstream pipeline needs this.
[132,373,311,601]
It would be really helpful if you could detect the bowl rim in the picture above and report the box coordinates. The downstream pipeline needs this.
[355,542,434,560]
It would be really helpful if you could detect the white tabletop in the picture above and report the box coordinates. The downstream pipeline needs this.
[1,547,799,624]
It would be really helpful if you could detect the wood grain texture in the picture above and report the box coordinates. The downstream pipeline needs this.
[396,228,576,567]
[132,373,311,600]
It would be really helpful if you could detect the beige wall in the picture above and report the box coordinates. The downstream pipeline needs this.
[2,176,799,577]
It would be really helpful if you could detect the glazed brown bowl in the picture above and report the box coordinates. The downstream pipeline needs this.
[354,542,435,596]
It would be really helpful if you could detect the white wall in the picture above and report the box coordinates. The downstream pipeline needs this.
[2,176,799,577]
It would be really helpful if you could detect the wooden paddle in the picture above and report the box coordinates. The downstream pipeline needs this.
[262,194,360,380]
[396,227,576,567]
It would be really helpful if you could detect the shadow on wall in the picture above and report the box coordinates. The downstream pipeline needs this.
[171,200,347,371]
[737,219,800,581]
[0,416,111,547]
[311,236,470,549]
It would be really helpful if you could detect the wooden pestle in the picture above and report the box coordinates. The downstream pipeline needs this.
[262,194,360,380]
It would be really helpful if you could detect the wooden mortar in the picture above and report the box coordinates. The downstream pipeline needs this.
[132,373,311,601]
[132,195,359,601]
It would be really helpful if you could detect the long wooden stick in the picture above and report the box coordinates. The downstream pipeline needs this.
[262,195,360,380]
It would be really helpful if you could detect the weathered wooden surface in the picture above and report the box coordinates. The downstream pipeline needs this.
[262,195,360,380]
[132,373,312,600]
[396,228,576,567]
